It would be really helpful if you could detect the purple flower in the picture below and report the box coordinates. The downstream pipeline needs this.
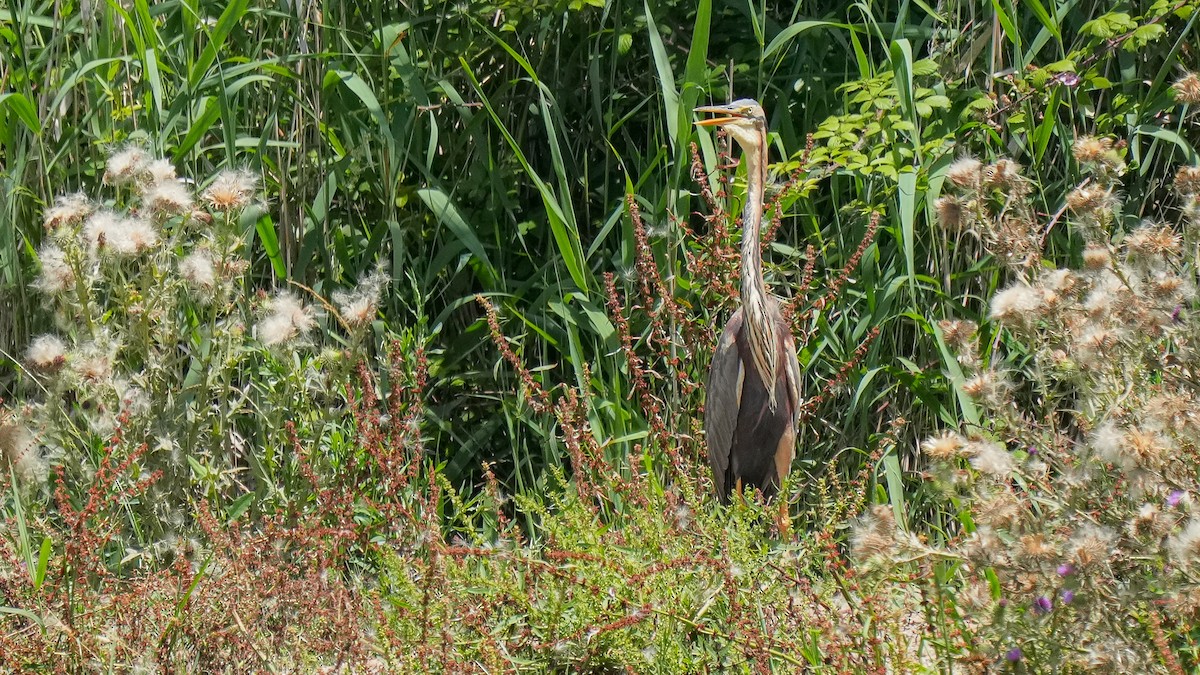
[1053,72,1081,87]
[1057,563,1074,577]
[1061,589,1075,603]
[1168,490,1186,507]
[1033,595,1053,614]
[1006,647,1023,662]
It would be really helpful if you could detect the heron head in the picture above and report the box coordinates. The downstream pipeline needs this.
[694,99,766,151]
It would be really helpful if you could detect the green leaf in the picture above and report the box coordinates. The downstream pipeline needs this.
[898,170,918,297]
[644,2,679,146]
[9,465,36,587]
[34,536,51,590]
[188,0,251,91]
[1081,12,1134,39]
[226,493,254,523]
[883,453,908,529]
[763,20,853,59]
[989,0,1020,49]
[1024,0,1061,40]
[325,69,392,143]
[187,456,208,480]
[0,606,43,627]
[1129,24,1166,49]
[248,209,285,279]
[417,187,497,286]
[911,58,939,77]
[1133,124,1198,165]
[174,96,221,160]
[460,59,590,294]
[0,93,40,136]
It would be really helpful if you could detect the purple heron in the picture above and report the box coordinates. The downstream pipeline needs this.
[695,99,802,503]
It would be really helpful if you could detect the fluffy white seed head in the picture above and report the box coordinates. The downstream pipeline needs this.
[333,270,389,329]
[1169,519,1200,567]
[26,335,68,371]
[42,193,93,232]
[966,439,1015,477]
[103,145,149,185]
[989,284,1043,325]
[0,416,44,487]
[143,158,177,185]
[142,179,193,215]
[33,244,75,295]
[179,250,216,290]
[202,169,258,212]
[257,291,317,346]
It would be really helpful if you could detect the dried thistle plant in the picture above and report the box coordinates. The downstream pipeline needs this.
[865,136,1200,670]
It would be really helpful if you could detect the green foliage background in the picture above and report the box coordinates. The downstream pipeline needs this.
[2,0,1199,514]
[8,0,1200,671]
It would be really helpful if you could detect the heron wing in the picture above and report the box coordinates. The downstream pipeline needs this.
[705,310,745,499]
[780,322,802,429]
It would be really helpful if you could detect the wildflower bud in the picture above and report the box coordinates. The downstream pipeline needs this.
[850,504,897,561]
[1032,595,1053,614]
[1019,533,1057,560]
[1149,274,1189,300]
[1174,73,1200,105]
[1124,426,1169,469]
[1168,519,1200,567]
[1067,525,1115,568]
[142,179,194,215]
[1047,348,1077,375]
[0,416,43,488]
[957,582,993,612]
[961,375,985,399]
[33,244,75,295]
[974,488,1022,528]
[71,349,112,384]
[1005,647,1023,663]
[1060,589,1075,604]
[144,158,177,185]
[1129,503,1163,538]
[965,526,1005,565]
[332,270,389,330]
[179,251,216,290]
[256,291,317,347]
[1073,136,1118,166]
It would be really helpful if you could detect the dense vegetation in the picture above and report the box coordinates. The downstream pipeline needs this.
[4,0,1200,671]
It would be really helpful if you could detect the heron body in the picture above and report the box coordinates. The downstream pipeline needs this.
[696,100,802,503]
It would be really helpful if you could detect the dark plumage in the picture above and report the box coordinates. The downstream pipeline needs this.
[695,100,802,503]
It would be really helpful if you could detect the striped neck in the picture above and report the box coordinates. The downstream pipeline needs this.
[737,129,780,409]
